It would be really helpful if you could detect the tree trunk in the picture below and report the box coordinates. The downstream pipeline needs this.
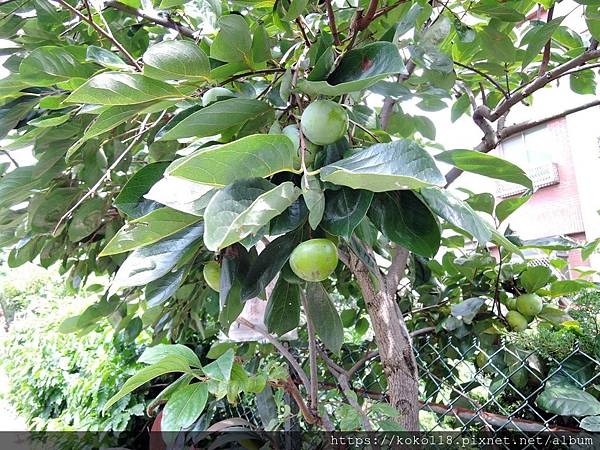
[348,252,420,430]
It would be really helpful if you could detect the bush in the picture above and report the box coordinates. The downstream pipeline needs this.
[1,265,151,435]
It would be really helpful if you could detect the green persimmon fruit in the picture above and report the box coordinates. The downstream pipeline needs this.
[506,310,528,331]
[289,239,338,282]
[203,261,221,292]
[516,293,543,317]
[506,297,517,311]
[202,87,235,106]
[300,100,348,145]
[283,124,320,166]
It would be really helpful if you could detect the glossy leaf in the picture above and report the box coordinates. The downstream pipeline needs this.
[303,174,325,230]
[203,349,234,382]
[536,384,600,417]
[86,45,130,70]
[162,383,209,431]
[110,223,203,289]
[264,277,300,336]
[168,134,296,187]
[204,179,301,251]
[157,98,272,141]
[321,188,373,240]
[368,191,440,258]
[435,150,532,189]
[495,195,531,223]
[421,187,492,243]
[144,176,215,216]
[304,282,344,354]
[20,46,98,86]
[104,355,192,412]
[100,208,201,256]
[520,266,552,293]
[145,266,188,307]
[143,40,210,81]
[68,197,104,242]
[139,344,201,368]
[66,72,182,105]
[297,42,405,96]
[320,139,445,192]
[210,15,253,64]
[114,162,169,218]
[241,232,300,301]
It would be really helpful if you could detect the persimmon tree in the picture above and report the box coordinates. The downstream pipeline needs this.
[1,0,599,432]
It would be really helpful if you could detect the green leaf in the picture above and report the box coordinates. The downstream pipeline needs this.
[479,27,515,63]
[139,344,201,368]
[241,232,300,301]
[204,179,301,251]
[203,348,234,382]
[570,69,596,95]
[168,134,296,186]
[143,40,210,81]
[297,42,405,96]
[580,415,600,432]
[86,45,130,70]
[451,94,471,123]
[114,162,169,218]
[304,282,344,354]
[303,174,325,229]
[521,17,564,68]
[110,223,203,289]
[522,235,581,251]
[586,5,600,41]
[210,15,253,65]
[495,195,530,223]
[436,150,532,189]
[19,46,99,86]
[68,197,105,242]
[451,297,485,324]
[421,187,492,243]
[251,23,271,63]
[368,191,440,258]
[29,113,71,128]
[145,266,188,307]
[264,277,300,336]
[100,207,201,256]
[464,192,495,215]
[471,2,524,22]
[320,139,445,192]
[284,0,307,20]
[550,279,596,297]
[536,384,600,417]
[144,176,215,216]
[520,266,552,293]
[582,237,600,261]
[66,72,182,105]
[157,98,272,141]
[104,355,192,413]
[320,188,373,240]
[162,383,208,431]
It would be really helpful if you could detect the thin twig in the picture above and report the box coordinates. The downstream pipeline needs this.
[299,289,319,412]
[53,0,141,70]
[105,0,196,38]
[538,6,554,76]
[349,119,382,143]
[220,68,286,86]
[0,149,19,167]
[454,61,509,98]
[53,113,154,234]
[295,17,312,47]
[235,317,312,395]
[324,0,341,45]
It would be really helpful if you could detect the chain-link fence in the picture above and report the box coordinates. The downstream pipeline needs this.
[223,334,600,441]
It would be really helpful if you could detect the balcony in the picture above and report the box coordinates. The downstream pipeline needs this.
[496,162,560,198]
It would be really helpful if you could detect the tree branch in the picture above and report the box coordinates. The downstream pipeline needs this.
[235,317,312,396]
[0,149,19,167]
[54,0,141,69]
[299,290,319,412]
[488,44,600,122]
[324,0,341,46]
[538,6,554,77]
[105,0,197,38]
[385,245,409,297]
[444,99,600,185]
[454,61,509,98]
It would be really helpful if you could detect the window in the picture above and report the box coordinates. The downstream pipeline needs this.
[501,124,554,167]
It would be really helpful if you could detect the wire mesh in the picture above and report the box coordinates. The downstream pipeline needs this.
[220,336,600,443]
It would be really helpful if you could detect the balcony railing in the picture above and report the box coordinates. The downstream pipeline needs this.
[496,162,560,198]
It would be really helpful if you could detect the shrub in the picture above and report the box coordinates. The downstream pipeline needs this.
[1,266,151,436]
